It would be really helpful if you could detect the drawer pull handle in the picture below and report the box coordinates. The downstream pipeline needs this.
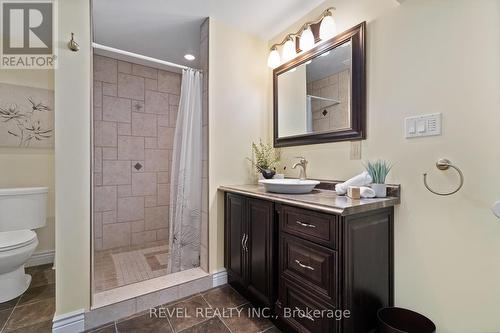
[295,307,315,321]
[296,220,316,228]
[294,259,315,271]
[241,233,247,251]
[243,234,248,252]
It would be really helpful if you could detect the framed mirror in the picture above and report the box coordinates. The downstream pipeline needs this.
[273,22,366,147]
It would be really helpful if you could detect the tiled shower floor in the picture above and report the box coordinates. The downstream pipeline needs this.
[94,241,170,292]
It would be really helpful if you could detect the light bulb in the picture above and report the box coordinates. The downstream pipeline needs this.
[281,37,296,62]
[299,26,315,51]
[319,15,337,40]
[267,47,281,69]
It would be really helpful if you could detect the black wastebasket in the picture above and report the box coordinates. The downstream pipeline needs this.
[377,307,436,333]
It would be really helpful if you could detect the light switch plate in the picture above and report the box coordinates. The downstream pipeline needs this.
[350,141,361,160]
[405,113,442,138]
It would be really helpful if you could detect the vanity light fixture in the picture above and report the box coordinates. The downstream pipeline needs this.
[267,7,336,68]
[299,26,315,52]
[184,54,196,61]
[281,36,296,62]
[267,46,281,68]
[319,11,337,40]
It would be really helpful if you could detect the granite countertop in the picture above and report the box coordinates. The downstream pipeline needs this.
[219,184,400,216]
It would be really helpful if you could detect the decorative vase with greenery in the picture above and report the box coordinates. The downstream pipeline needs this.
[247,140,280,179]
[364,160,393,198]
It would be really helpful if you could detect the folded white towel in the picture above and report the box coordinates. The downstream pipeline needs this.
[360,186,376,198]
[335,171,373,195]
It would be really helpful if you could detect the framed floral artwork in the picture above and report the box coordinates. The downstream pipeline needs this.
[0,83,54,148]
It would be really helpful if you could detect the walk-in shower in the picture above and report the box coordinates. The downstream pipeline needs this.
[91,11,209,303]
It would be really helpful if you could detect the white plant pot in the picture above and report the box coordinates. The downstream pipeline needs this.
[371,183,387,198]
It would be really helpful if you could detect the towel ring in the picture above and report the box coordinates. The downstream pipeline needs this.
[423,158,464,196]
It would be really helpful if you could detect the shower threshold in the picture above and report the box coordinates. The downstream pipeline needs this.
[92,267,209,309]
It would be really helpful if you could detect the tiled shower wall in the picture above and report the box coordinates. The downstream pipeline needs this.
[308,69,351,132]
[93,55,181,251]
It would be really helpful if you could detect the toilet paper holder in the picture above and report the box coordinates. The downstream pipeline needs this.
[423,158,464,196]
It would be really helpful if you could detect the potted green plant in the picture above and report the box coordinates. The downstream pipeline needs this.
[364,160,393,198]
[247,140,280,179]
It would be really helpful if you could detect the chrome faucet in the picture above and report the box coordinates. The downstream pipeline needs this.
[292,157,308,180]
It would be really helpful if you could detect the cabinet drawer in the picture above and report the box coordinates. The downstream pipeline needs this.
[280,205,337,249]
[280,234,337,304]
[279,278,337,333]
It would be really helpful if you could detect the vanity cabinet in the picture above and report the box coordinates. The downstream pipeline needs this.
[223,190,395,333]
[224,193,277,308]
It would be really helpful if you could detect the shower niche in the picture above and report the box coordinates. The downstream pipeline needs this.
[91,8,209,301]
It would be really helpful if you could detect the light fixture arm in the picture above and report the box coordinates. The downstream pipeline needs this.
[268,7,335,51]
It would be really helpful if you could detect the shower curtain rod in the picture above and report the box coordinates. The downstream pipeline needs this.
[92,42,201,72]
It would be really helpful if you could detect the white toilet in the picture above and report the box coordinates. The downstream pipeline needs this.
[0,187,48,302]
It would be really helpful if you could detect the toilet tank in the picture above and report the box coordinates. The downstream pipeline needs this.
[0,187,48,232]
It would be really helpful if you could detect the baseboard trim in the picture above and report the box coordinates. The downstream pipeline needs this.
[26,250,55,267]
[52,309,85,333]
[212,269,227,287]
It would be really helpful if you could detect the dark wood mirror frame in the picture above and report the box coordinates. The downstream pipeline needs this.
[273,21,366,147]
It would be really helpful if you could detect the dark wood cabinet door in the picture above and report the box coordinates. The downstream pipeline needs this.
[225,193,246,288]
[246,198,275,307]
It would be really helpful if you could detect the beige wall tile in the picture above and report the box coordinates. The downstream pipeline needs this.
[103,95,132,123]
[157,172,170,184]
[117,196,145,222]
[145,78,157,91]
[102,210,116,224]
[157,115,168,127]
[103,83,117,96]
[94,55,117,83]
[117,136,145,160]
[94,147,102,171]
[130,220,145,233]
[145,206,168,230]
[94,212,103,238]
[132,112,157,137]
[145,90,169,114]
[118,73,145,101]
[94,106,102,121]
[145,195,157,207]
[94,81,102,107]
[169,105,178,126]
[157,183,169,206]
[157,127,175,149]
[156,228,169,241]
[94,121,117,147]
[144,149,169,172]
[144,137,157,149]
[94,172,102,186]
[132,64,158,79]
[103,222,131,250]
[118,122,131,135]
[94,186,117,212]
[103,160,131,185]
[118,61,132,74]
[132,100,145,113]
[169,94,180,106]
[117,184,132,197]
[132,172,157,196]
[158,71,181,94]
[102,147,117,160]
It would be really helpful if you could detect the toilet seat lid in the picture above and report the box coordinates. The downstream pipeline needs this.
[0,230,37,250]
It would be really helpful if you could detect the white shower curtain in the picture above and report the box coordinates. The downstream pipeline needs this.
[168,69,203,273]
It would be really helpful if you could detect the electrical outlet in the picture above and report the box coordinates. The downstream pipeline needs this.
[350,141,362,160]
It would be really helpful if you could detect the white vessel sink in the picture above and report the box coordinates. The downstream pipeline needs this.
[258,179,320,194]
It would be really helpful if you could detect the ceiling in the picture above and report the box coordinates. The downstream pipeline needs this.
[92,0,325,68]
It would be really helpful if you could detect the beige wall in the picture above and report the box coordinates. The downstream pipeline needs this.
[269,0,500,332]
[0,69,55,254]
[208,19,269,273]
[54,0,91,316]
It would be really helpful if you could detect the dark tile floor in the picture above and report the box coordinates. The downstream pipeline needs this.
[87,285,281,333]
[1,264,281,333]
[0,264,55,333]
